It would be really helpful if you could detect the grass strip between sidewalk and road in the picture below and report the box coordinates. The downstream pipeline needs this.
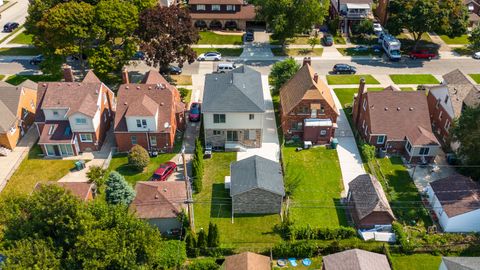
[271,48,323,57]
[439,34,469,45]
[0,47,40,56]
[469,74,480,84]
[389,74,439,84]
[326,74,380,85]
[8,31,33,44]
[193,48,243,57]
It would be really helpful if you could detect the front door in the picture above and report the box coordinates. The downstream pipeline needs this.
[227,131,238,141]
[53,145,60,156]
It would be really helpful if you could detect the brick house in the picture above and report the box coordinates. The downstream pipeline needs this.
[35,66,115,157]
[114,69,185,153]
[352,81,440,163]
[427,69,480,146]
[279,57,339,145]
[189,0,257,30]
[0,80,37,151]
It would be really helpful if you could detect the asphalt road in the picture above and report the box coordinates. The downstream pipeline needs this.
[0,0,29,40]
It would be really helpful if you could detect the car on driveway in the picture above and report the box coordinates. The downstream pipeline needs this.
[408,50,437,60]
[160,65,182,75]
[473,51,480,59]
[245,31,254,42]
[197,52,222,61]
[189,102,201,122]
[3,22,19,32]
[30,54,44,65]
[151,162,177,181]
[322,34,334,46]
[373,23,383,33]
[332,64,357,74]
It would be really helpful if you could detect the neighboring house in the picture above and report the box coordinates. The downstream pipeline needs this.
[131,181,187,233]
[34,181,96,201]
[221,252,271,270]
[426,174,480,233]
[202,65,265,151]
[279,57,339,145]
[427,69,480,145]
[322,249,391,270]
[330,0,374,34]
[114,69,185,153]
[352,81,440,164]
[159,0,176,7]
[347,174,395,229]
[230,155,284,215]
[465,0,480,26]
[35,66,115,157]
[439,257,480,270]
[0,80,37,150]
[189,0,257,30]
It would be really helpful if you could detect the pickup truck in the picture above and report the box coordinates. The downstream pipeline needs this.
[408,50,437,60]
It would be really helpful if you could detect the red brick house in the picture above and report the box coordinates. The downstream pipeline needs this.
[35,66,115,157]
[352,81,440,163]
[279,57,339,144]
[427,69,480,145]
[189,0,257,30]
[114,69,185,153]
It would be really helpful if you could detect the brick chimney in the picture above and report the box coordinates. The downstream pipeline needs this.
[353,78,366,126]
[302,57,311,66]
[313,73,319,83]
[62,64,74,82]
[121,67,129,84]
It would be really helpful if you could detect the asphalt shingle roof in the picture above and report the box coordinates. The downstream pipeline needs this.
[0,82,37,133]
[442,257,480,270]
[323,249,391,270]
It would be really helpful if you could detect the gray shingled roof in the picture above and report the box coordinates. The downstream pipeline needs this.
[442,257,480,270]
[0,83,37,133]
[230,155,285,197]
[202,65,265,113]
[323,249,391,270]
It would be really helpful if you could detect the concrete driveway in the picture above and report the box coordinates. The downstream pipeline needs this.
[407,151,456,191]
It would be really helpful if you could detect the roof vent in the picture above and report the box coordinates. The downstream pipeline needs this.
[384,107,388,111]
[136,86,140,90]
[77,83,81,86]
[67,83,71,86]
[124,102,128,106]
[397,107,400,111]
[126,86,129,89]
[409,107,414,111]
[160,102,165,106]
[215,77,218,81]
[155,194,159,199]
[163,188,167,192]
[42,83,46,87]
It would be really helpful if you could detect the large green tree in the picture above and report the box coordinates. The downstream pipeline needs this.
[270,57,300,94]
[469,24,480,50]
[105,171,136,205]
[386,0,468,50]
[256,0,329,43]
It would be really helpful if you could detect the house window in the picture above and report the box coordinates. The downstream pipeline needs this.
[142,119,147,127]
[213,130,222,135]
[22,108,29,120]
[311,109,317,118]
[136,119,147,128]
[249,114,254,120]
[406,141,412,153]
[435,99,440,108]
[364,125,368,136]
[48,125,55,135]
[248,130,256,140]
[419,147,430,155]
[226,131,238,141]
[377,135,385,144]
[150,136,157,147]
[362,99,367,111]
[320,106,325,114]
[212,4,220,11]
[213,114,226,123]
[196,4,206,10]
[468,3,474,11]
[53,110,59,116]
[131,135,137,145]
[291,122,302,130]
[136,119,141,127]
[320,130,327,136]
[438,111,443,120]
[76,118,87,125]
[444,120,451,130]
[444,95,449,104]
[226,5,235,11]
[9,126,16,134]
[79,133,93,142]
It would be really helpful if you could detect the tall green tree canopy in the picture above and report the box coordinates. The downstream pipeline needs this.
[469,24,480,50]
[270,58,300,94]
[105,171,136,205]
[256,0,329,43]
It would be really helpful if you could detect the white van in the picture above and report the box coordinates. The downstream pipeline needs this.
[216,63,236,73]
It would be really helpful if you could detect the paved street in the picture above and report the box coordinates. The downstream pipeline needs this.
[0,0,29,41]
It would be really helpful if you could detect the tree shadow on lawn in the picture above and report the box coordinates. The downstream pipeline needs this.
[114,163,143,177]
[210,183,232,218]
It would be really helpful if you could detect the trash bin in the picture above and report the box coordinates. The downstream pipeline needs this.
[330,138,339,149]
[75,161,83,171]
[377,147,387,158]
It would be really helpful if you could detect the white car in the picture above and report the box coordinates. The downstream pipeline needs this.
[373,23,383,33]
[197,52,222,61]
[473,51,480,59]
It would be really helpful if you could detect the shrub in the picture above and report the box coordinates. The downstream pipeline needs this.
[272,241,327,258]
[196,229,207,255]
[105,171,136,205]
[187,258,219,270]
[128,145,149,171]
[178,87,190,102]
[86,165,107,189]
[207,222,220,248]
[192,138,204,193]
[185,231,198,258]
[392,222,416,253]
[287,225,357,241]
[360,143,376,163]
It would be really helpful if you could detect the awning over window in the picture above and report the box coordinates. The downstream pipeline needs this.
[304,118,333,127]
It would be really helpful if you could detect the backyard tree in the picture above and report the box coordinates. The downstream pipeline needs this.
[192,138,204,193]
[386,0,468,50]
[1,239,61,269]
[196,229,207,255]
[105,171,136,205]
[270,58,300,94]
[128,144,150,171]
[185,231,198,258]
[469,24,480,50]
[86,165,107,189]
[353,19,373,35]
[308,34,320,50]
[137,5,199,71]
[450,106,480,181]
[207,222,220,248]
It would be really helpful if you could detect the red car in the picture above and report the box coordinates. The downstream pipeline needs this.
[408,50,437,60]
[189,102,201,122]
[151,162,177,181]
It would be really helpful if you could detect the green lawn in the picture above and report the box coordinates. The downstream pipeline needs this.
[326,75,380,85]
[389,74,439,84]
[0,47,40,56]
[271,48,323,57]
[337,47,383,57]
[8,32,33,44]
[283,146,347,227]
[397,32,432,43]
[193,48,243,57]
[439,34,469,45]
[198,31,243,45]
[193,152,282,250]
[390,254,442,270]
[0,145,76,197]
[333,88,386,108]
[6,74,62,85]
[333,35,346,45]
[469,74,480,84]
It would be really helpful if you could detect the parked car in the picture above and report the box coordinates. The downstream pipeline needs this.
[160,65,182,75]
[322,34,334,46]
[30,54,44,65]
[151,162,177,181]
[225,21,237,30]
[189,102,201,122]
[353,45,369,52]
[3,22,19,32]
[245,31,254,42]
[132,51,145,60]
[373,23,383,33]
[197,52,222,61]
[216,63,236,73]
[408,50,437,60]
[332,64,357,74]
[473,51,480,59]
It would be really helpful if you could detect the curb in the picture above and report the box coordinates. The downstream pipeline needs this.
[0,0,17,13]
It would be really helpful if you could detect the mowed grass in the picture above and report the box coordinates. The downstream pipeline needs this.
[194,152,282,250]
[193,48,243,57]
[0,47,40,56]
[8,32,33,44]
[333,88,386,108]
[337,47,383,57]
[198,31,243,45]
[170,75,192,85]
[271,48,323,57]
[469,74,480,84]
[390,254,442,270]
[283,146,346,227]
[439,34,469,45]
[326,74,380,85]
[0,145,76,198]
[389,74,439,84]
[6,74,62,85]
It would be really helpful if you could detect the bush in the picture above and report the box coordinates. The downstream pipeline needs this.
[207,222,220,248]
[128,145,149,171]
[185,231,198,258]
[270,58,300,94]
[105,171,136,205]
[360,143,376,163]
[287,225,357,241]
[187,258,219,270]
[178,87,190,102]
[192,139,204,193]
[352,19,374,35]
[272,241,325,258]
[392,222,416,254]
[86,165,107,189]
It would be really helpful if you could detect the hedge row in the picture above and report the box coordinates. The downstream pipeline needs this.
[287,225,357,241]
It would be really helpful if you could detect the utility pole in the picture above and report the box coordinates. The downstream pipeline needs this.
[182,148,195,233]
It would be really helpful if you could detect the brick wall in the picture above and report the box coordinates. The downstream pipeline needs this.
[115,132,174,153]
[427,93,452,144]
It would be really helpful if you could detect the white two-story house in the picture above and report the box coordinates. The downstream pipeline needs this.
[202,66,265,151]
[330,0,374,34]
[35,67,115,157]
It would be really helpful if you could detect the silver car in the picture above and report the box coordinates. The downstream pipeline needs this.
[197,52,222,61]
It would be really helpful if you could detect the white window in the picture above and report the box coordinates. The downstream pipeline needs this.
[79,133,93,142]
[444,120,451,130]
[226,5,235,11]
[213,114,226,123]
[311,109,317,118]
[142,119,147,127]
[438,111,443,120]
[136,119,147,128]
[76,118,87,125]
[406,141,412,153]
[131,135,137,145]
[48,125,55,135]
[103,93,107,105]
[320,130,327,136]
[362,99,367,111]
[196,4,206,10]
[468,3,474,11]
[212,4,220,11]
[45,145,55,156]
[377,135,385,144]
[150,136,157,147]
[248,130,256,140]
[419,147,430,155]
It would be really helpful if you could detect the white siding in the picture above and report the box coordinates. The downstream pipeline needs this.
[203,112,264,130]
[68,113,95,132]
[125,116,158,132]
[410,145,440,157]
[43,108,68,121]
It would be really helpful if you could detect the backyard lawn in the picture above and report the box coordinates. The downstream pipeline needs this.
[326,75,380,85]
[389,74,439,84]
[439,34,469,45]
[193,48,243,57]
[6,74,62,85]
[469,74,480,84]
[390,254,442,270]
[198,31,243,45]
[283,146,347,227]
[193,152,282,250]
[0,47,40,56]
[8,32,33,44]
[0,145,76,197]
[271,48,323,57]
